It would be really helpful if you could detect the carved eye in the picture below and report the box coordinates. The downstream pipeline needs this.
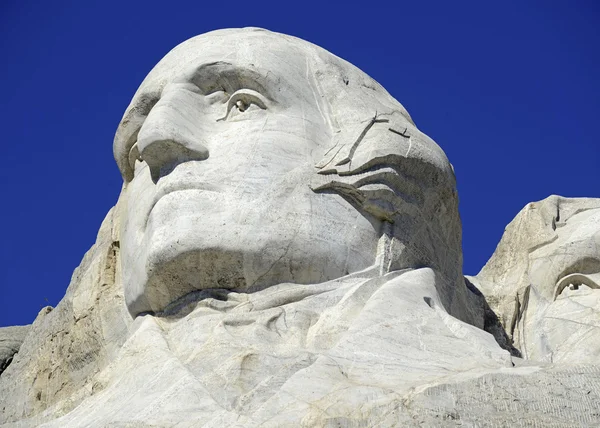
[218,89,268,121]
[554,272,600,300]
[234,99,249,112]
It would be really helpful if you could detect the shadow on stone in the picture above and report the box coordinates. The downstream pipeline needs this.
[464,277,522,358]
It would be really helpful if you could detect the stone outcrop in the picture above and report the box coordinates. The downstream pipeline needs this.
[0,206,131,425]
[3,268,512,427]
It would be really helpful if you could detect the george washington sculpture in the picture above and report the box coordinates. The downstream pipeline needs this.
[1,29,525,427]
[113,28,478,323]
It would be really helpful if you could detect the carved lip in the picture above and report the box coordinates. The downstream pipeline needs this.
[145,181,221,227]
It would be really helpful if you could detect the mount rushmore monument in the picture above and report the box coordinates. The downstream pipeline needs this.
[1,28,599,427]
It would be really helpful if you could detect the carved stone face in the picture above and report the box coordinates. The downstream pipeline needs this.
[476,196,600,363]
[113,28,459,317]
[521,206,600,362]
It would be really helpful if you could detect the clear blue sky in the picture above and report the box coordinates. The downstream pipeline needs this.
[1,1,598,327]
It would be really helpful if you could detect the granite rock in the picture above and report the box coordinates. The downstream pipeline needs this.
[0,326,30,376]
[0,207,131,424]
[2,29,599,427]
[470,195,600,363]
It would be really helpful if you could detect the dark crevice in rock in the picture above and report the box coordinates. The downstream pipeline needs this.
[0,355,15,377]
[0,325,31,377]
[465,278,522,358]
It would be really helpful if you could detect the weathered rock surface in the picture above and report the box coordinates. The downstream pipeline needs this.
[4,196,600,427]
[404,362,600,427]
[1,28,599,427]
[0,326,30,376]
[1,267,513,427]
[0,206,131,424]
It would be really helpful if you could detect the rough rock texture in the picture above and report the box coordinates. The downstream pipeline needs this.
[405,363,600,427]
[0,206,131,424]
[0,326,30,375]
[4,268,513,427]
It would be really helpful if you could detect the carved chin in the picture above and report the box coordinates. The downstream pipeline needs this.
[141,248,247,315]
[125,233,374,317]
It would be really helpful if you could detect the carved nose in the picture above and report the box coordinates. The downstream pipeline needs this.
[136,90,210,183]
[138,133,209,183]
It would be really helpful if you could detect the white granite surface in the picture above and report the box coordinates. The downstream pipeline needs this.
[1,29,599,427]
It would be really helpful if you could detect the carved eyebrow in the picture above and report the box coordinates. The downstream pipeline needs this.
[115,63,279,181]
[186,61,273,98]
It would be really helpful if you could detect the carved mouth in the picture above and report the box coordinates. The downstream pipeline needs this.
[145,182,221,228]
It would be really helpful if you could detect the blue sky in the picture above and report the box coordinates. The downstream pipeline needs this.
[1,1,598,327]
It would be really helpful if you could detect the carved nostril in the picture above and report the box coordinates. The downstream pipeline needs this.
[140,139,209,183]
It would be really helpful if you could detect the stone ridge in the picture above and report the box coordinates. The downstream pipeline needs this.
[0,207,132,425]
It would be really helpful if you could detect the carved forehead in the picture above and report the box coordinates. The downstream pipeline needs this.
[124,28,407,118]
[132,29,311,100]
[114,28,453,184]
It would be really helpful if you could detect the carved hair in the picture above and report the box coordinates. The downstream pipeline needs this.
[301,48,462,299]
